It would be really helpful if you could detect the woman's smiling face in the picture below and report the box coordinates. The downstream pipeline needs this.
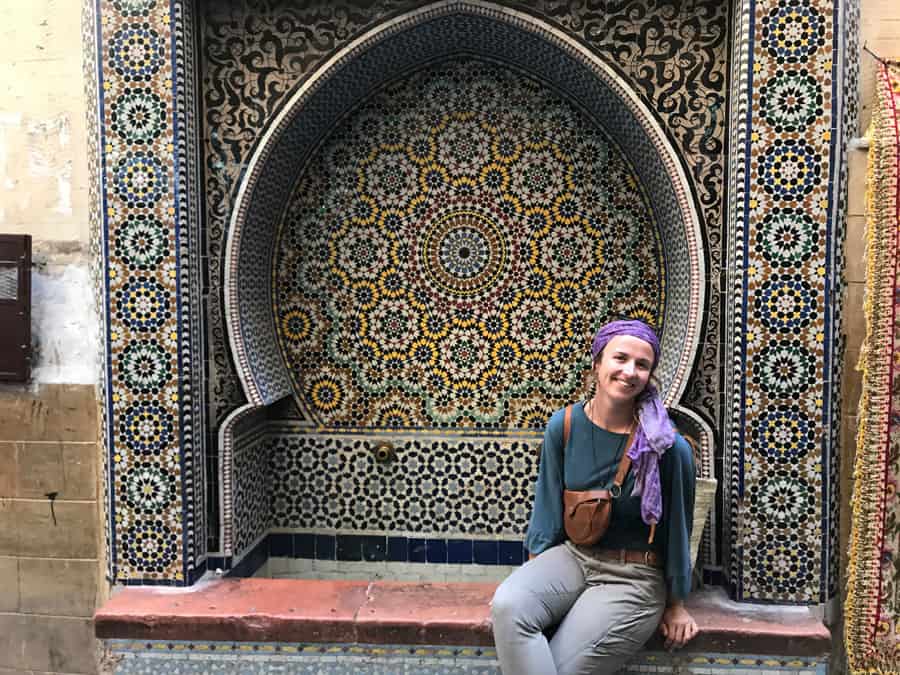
[592,334,655,403]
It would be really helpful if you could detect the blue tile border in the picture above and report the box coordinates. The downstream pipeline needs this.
[295,533,315,558]
[408,538,427,563]
[448,539,473,564]
[223,533,529,576]
[337,535,363,561]
[473,540,499,565]
[499,541,524,566]
[362,535,387,562]
[316,534,337,560]
[426,539,448,563]
[388,536,407,561]
[270,532,292,557]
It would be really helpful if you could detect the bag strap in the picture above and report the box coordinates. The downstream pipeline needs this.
[564,403,636,489]
[612,426,636,489]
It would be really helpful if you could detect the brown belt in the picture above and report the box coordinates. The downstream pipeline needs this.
[591,548,662,568]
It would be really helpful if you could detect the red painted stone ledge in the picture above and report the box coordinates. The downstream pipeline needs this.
[94,579,830,657]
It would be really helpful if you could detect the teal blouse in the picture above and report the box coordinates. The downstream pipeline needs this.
[525,402,696,601]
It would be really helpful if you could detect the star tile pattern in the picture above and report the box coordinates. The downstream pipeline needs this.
[85,0,848,602]
[726,0,843,601]
[89,0,203,583]
[269,432,538,536]
[200,0,728,427]
[274,58,664,430]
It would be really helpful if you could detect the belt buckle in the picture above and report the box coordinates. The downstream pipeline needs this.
[618,549,626,564]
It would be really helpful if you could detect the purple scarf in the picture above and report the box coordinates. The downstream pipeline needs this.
[591,320,674,528]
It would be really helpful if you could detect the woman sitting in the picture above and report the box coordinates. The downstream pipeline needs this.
[491,319,698,674]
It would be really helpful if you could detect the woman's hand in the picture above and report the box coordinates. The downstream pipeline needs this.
[659,601,698,650]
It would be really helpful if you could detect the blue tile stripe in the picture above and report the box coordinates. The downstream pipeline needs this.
[276,533,526,565]
[224,533,528,577]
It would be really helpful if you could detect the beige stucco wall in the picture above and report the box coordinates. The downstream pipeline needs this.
[0,1,97,384]
[0,1,89,243]
[0,3,103,674]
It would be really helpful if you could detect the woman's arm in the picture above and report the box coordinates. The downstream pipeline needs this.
[524,408,567,556]
[658,434,697,647]
[660,434,695,599]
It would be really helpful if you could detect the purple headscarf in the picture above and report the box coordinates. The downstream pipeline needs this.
[591,320,674,530]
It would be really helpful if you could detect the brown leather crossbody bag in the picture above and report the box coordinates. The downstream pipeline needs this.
[560,404,636,547]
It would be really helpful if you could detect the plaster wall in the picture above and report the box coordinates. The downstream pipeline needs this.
[0,0,98,385]
[0,2,103,673]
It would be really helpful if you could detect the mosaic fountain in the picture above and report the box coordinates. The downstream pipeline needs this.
[86,0,852,671]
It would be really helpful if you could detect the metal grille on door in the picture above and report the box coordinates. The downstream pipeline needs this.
[0,234,31,381]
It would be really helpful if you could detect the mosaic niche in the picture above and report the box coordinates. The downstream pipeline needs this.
[87,0,847,606]
[225,5,704,412]
[200,0,728,428]
[220,4,709,565]
[274,58,664,430]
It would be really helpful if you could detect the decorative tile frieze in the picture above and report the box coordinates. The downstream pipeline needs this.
[91,0,202,583]
[86,0,848,602]
[725,0,843,602]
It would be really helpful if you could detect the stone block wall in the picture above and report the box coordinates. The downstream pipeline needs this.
[0,385,102,674]
[0,1,103,673]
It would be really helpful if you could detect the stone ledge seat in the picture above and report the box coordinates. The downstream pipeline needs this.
[94,579,830,657]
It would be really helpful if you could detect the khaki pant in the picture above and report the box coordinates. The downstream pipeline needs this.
[491,542,666,675]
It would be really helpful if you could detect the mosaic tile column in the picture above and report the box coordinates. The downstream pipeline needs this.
[726,0,846,602]
[88,0,204,584]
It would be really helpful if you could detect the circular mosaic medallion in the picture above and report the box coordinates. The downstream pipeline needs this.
[119,401,175,455]
[752,339,816,397]
[761,1,826,64]
[757,139,821,199]
[114,213,168,270]
[118,338,171,394]
[274,58,664,428]
[111,88,166,144]
[759,70,822,133]
[754,273,817,334]
[122,463,176,513]
[113,151,167,208]
[748,473,815,527]
[107,23,164,82]
[279,307,313,343]
[748,532,815,597]
[123,519,178,572]
[753,407,815,464]
[115,276,170,332]
[420,209,508,299]
[756,207,819,266]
